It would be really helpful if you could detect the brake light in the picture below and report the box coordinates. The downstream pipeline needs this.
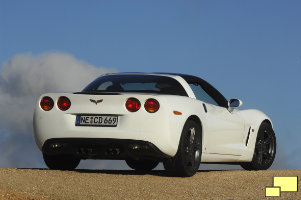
[126,98,141,112]
[144,98,159,113]
[40,96,54,111]
[57,96,71,111]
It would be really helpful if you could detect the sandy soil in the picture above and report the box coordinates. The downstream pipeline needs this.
[0,168,300,200]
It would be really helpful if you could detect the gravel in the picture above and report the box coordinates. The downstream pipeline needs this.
[0,168,300,200]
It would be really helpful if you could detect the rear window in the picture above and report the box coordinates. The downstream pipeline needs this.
[82,74,188,96]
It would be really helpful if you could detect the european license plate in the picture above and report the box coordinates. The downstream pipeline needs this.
[76,115,118,127]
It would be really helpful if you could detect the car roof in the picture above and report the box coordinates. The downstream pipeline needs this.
[100,72,228,108]
[104,72,204,82]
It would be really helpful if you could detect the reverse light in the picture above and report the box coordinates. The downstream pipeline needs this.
[144,98,160,113]
[40,96,54,111]
[57,96,71,111]
[126,98,141,112]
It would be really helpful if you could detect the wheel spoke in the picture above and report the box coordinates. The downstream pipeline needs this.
[258,129,275,165]
[262,151,270,158]
[194,142,200,151]
[257,150,263,164]
[256,140,263,149]
[184,127,198,167]
[189,127,195,144]
[195,150,201,162]
[263,140,271,146]
[265,131,274,154]
[256,139,264,165]
[185,151,194,166]
[264,133,272,143]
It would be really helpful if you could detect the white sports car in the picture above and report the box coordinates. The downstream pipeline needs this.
[33,73,276,176]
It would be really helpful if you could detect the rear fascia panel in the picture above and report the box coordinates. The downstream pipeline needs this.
[34,93,190,157]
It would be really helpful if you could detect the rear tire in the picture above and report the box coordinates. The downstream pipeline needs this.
[43,154,80,170]
[125,159,159,172]
[163,120,202,177]
[241,122,276,170]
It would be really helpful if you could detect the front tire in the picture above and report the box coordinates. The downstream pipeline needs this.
[241,122,276,170]
[163,120,202,177]
[43,154,80,170]
[125,159,159,172]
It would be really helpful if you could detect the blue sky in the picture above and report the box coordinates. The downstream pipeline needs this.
[0,0,301,169]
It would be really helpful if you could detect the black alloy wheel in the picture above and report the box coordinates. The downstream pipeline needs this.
[241,122,276,170]
[163,120,202,177]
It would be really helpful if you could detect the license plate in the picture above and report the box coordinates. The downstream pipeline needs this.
[76,115,118,127]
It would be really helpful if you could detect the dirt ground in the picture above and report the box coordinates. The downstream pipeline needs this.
[0,168,300,200]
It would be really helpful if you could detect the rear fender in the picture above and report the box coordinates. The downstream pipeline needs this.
[157,96,205,157]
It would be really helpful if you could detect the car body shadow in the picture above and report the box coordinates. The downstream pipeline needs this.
[18,168,225,177]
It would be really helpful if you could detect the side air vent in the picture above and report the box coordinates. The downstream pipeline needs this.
[245,127,251,146]
[202,103,207,113]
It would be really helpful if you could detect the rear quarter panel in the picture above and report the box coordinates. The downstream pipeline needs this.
[154,95,206,153]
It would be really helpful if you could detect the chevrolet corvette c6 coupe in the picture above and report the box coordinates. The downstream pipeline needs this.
[33,73,276,177]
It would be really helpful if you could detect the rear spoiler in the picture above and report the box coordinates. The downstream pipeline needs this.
[73,92,122,95]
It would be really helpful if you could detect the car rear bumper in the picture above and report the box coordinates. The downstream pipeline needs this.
[33,93,188,158]
[42,138,170,160]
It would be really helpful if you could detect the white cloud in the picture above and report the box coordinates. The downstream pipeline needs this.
[0,52,115,167]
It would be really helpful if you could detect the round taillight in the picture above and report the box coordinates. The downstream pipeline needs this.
[40,96,54,111]
[57,96,71,111]
[144,98,160,113]
[126,98,141,112]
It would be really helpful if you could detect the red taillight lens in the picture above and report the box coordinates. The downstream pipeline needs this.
[57,96,71,111]
[126,98,141,112]
[40,96,54,111]
[144,98,159,113]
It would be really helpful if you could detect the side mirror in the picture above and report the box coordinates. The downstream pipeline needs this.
[228,99,243,112]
